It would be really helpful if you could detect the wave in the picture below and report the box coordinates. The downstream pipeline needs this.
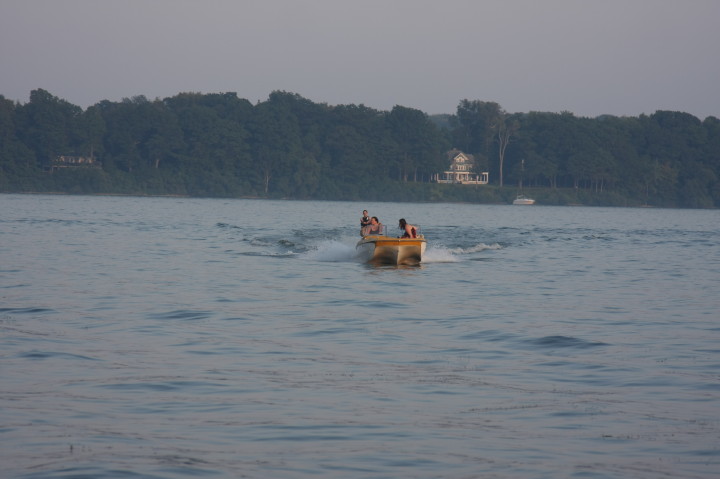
[300,239,358,262]
[422,246,459,263]
[148,310,214,321]
[446,243,502,255]
[526,335,608,349]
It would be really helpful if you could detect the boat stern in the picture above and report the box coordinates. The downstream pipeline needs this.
[356,236,426,265]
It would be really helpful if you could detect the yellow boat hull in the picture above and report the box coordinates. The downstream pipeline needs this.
[356,235,427,265]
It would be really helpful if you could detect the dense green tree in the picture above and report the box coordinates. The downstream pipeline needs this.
[15,89,83,167]
[249,92,304,195]
[320,103,390,196]
[1,88,719,208]
[453,100,501,158]
[0,96,35,189]
[387,105,448,182]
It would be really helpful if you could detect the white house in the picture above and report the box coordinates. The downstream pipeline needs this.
[49,155,102,172]
[432,150,488,185]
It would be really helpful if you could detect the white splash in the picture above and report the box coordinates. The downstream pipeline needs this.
[422,245,460,263]
[301,239,358,262]
[422,242,501,263]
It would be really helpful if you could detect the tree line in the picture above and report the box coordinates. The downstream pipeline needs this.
[1,88,718,207]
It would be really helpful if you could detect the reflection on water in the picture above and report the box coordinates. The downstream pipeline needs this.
[1,195,719,479]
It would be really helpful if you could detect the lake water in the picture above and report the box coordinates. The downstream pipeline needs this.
[1,194,719,479]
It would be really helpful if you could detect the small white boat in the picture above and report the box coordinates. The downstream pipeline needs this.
[356,226,426,265]
[513,194,535,205]
[512,159,535,205]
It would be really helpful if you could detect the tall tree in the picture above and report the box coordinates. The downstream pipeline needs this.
[495,113,519,187]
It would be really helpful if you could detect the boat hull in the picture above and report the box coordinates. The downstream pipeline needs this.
[513,196,535,205]
[356,235,427,265]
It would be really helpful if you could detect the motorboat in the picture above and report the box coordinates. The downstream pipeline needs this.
[513,194,535,205]
[356,226,426,265]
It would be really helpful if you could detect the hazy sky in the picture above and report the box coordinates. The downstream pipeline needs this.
[2,0,719,118]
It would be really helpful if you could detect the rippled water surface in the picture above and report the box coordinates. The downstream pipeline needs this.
[1,194,719,478]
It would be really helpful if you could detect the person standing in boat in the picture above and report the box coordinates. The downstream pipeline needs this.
[360,210,371,236]
[398,218,417,238]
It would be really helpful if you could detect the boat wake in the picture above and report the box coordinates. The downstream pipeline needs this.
[223,221,503,264]
[421,243,499,262]
[422,246,459,263]
[447,243,502,255]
